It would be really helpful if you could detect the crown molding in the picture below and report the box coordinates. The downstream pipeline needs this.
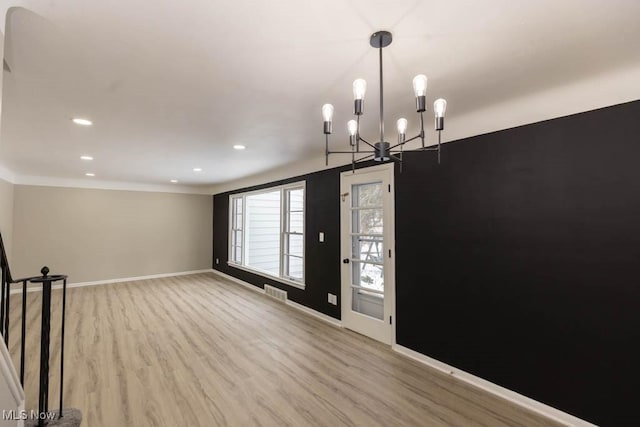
[13,174,212,194]
[0,163,211,194]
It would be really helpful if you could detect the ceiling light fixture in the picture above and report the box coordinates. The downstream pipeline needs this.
[72,118,93,126]
[170,179,178,183]
[322,31,448,169]
[233,145,246,150]
[85,173,95,177]
[193,168,202,172]
[80,155,93,161]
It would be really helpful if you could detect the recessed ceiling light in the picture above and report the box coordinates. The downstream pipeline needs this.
[80,155,93,161]
[193,168,202,172]
[170,179,178,183]
[233,145,246,150]
[85,173,95,177]
[72,118,93,126]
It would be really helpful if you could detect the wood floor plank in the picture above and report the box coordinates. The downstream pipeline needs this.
[7,273,568,426]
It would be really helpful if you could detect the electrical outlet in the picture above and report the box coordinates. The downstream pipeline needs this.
[215,258,219,264]
[328,293,337,305]
[328,293,332,303]
[319,232,325,242]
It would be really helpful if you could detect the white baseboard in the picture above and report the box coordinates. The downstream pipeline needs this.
[392,344,596,427]
[9,269,215,294]
[211,269,265,294]
[286,299,342,328]
[211,269,342,328]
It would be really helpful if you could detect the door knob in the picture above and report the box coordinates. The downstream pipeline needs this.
[342,258,350,264]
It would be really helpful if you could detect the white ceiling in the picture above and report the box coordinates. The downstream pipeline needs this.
[1,0,640,190]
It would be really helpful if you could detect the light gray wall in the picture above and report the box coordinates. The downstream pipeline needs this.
[0,178,13,264]
[12,185,212,282]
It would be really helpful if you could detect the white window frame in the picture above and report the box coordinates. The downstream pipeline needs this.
[228,181,306,289]
[229,195,244,265]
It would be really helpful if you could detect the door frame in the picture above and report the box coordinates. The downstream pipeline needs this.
[340,163,396,346]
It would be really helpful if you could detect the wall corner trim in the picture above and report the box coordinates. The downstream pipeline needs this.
[211,269,342,328]
[392,344,596,427]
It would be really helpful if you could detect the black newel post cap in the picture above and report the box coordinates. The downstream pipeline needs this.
[41,266,49,277]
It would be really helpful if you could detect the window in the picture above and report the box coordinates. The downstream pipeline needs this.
[228,182,305,287]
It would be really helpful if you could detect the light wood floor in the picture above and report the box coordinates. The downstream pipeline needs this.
[7,273,565,426]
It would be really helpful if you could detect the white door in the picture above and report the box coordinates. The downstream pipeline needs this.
[340,164,395,344]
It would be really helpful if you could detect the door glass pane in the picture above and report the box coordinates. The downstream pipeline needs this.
[352,288,383,320]
[351,261,384,292]
[350,181,384,321]
[353,182,383,208]
[352,236,383,264]
[353,208,383,235]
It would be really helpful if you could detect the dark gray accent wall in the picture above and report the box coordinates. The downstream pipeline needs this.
[213,100,640,425]
[395,100,640,426]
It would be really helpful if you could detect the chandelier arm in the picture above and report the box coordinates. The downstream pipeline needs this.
[388,134,421,151]
[357,137,376,150]
[354,154,375,164]
[329,150,376,154]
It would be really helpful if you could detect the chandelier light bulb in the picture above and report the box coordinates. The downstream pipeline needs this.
[396,118,408,135]
[434,98,447,118]
[397,118,408,143]
[352,79,367,100]
[347,119,358,146]
[434,98,447,131]
[347,120,358,136]
[322,103,334,134]
[322,104,334,122]
[412,74,428,97]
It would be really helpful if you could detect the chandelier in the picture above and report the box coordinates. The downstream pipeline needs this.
[322,31,448,168]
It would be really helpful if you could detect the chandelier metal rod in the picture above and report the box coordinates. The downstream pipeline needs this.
[358,137,376,150]
[420,112,426,148]
[356,115,361,152]
[328,150,376,154]
[325,134,329,166]
[388,134,422,151]
[354,153,375,164]
[378,38,384,144]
